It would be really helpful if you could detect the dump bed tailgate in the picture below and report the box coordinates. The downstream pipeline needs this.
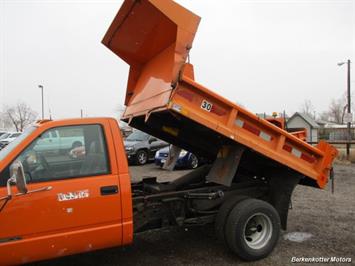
[102,0,200,116]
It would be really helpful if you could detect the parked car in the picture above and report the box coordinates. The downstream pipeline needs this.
[33,128,84,152]
[155,147,201,169]
[0,132,22,150]
[124,130,168,165]
[0,132,11,140]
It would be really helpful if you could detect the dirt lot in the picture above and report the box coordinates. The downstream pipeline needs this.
[33,163,354,266]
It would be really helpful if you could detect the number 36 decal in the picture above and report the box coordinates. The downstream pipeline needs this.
[201,100,213,112]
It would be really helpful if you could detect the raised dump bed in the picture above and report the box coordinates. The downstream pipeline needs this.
[102,0,338,189]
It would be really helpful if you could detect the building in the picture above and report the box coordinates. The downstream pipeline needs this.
[316,122,355,141]
[287,112,319,142]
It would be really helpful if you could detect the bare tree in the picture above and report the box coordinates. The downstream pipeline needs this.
[328,98,347,124]
[300,100,316,119]
[319,111,331,122]
[2,102,38,132]
[320,93,351,124]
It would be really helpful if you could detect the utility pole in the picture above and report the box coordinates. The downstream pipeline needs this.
[338,60,352,160]
[38,85,44,119]
[80,109,83,118]
[346,60,351,161]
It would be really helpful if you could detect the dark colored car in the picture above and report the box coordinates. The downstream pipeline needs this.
[124,130,168,165]
[154,147,200,169]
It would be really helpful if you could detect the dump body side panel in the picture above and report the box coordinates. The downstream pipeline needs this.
[168,67,338,188]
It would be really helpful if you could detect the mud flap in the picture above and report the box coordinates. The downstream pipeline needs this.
[268,170,302,230]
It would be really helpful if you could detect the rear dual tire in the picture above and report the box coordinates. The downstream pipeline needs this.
[216,198,280,261]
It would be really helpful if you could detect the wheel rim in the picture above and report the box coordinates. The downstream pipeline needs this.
[191,155,198,168]
[138,152,147,164]
[243,212,273,250]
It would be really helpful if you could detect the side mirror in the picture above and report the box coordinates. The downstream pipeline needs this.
[9,161,28,195]
[1,161,51,204]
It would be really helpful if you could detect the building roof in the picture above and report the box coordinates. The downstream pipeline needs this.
[322,123,355,129]
[288,112,320,128]
[316,119,336,126]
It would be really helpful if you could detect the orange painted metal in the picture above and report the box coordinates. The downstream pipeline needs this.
[102,0,201,117]
[265,117,286,130]
[265,117,307,141]
[171,66,338,188]
[103,0,338,188]
[289,130,307,142]
[0,118,133,264]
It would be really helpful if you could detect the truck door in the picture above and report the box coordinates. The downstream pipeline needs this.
[0,123,123,264]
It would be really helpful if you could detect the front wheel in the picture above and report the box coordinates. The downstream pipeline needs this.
[225,198,280,261]
[136,150,148,165]
[189,154,199,169]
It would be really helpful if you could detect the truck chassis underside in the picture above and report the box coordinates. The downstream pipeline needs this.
[131,163,299,233]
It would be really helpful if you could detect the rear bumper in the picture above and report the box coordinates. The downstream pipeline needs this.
[155,157,188,168]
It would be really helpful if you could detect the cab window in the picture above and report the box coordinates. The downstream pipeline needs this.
[15,124,109,183]
[42,132,50,139]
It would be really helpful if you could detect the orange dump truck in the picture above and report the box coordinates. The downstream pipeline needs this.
[0,0,338,264]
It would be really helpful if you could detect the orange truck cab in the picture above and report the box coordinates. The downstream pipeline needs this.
[0,0,338,264]
[0,118,133,264]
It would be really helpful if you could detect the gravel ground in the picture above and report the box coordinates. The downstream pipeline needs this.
[32,163,355,266]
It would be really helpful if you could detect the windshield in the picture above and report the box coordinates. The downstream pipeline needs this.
[0,126,37,161]
[126,130,149,141]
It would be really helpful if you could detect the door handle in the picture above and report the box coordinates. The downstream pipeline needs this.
[100,185,119,196]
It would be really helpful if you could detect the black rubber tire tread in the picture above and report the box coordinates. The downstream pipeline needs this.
[225,198,280,261]
[215,195,249,243]
[135,150,148,165]
[190,154,199,169]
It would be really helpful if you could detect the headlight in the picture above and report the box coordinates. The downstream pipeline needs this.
[179,150,188,157]
[125,146,134,151]
[155,150,160,157]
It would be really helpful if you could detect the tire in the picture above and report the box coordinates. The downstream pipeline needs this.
[215,195,249,243]
[225,198,280,261]
[136,150,148,165]
[190,154,199,169]
[72,141,82,149]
